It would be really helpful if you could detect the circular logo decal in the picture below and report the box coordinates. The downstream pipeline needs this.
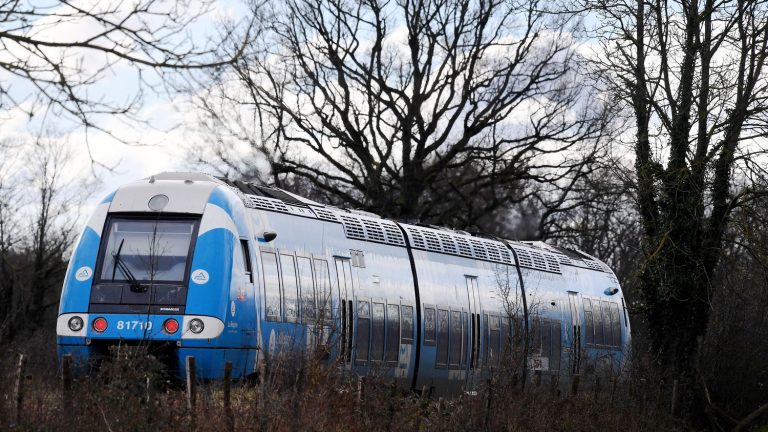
[75,266,93,281]
[191,269,209,284]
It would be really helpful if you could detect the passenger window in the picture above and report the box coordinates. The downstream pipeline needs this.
[530,317,542,356]
[280,254,299,323]
[602,301,613,347]
[501,316,511,357]
[436,309,449,368]
[489,314,500,366]
[461,311,468,369]
[514,317,524,347]
[593,300,604,345]
[261,251,281,321]
[583,299,595,345]
[550,320,562,371]
[356,300,370,364]
[483,313,489,364]
[610,302,622,347]
[240,239,253,282]
[297,257,315,323]
[541,319,552,359]
[449,310,462,368]
[385,304,400,364]
[424,307,436,346]
[313,259,332,324]
[401,305,414,344]
[371,302,385,362]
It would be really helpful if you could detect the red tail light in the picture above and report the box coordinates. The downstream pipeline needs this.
[92,317,108,332]
[163,318,179,334]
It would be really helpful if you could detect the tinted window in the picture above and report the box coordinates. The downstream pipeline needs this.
[436,309,449,368]
[501,316,511,357]
[385,304,400,364]
[280,254,299,323]
[401,305,413,344]
[261,252,281,321]
[99,218,196,282]
[542,319,551,359]
[489,314,500,366]
[530,317,542,356]
[583,299,594,345]
[449,311,462,368]
[483,313,489,364]
[313,259,332,324]
[371,303,385,362]
[551,320,562,371]
[240,239,253,282]
[593,300,604,345]
[610,302,622,347]
[424,307,436,345]
[602,301,613,346]
[297,257,315,323]
[356,300,370,363]
[461,311,469,368]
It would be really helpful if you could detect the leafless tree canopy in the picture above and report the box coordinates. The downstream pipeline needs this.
[194,0,612,231]
[0,0,252,134]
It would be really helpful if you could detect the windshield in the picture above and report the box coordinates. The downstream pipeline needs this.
[98,218,197,283]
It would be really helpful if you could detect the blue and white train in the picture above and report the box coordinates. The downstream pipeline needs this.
[57,172,630,393]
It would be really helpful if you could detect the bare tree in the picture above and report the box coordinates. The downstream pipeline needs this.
[0,139,23,342]
[582,0,768,418]
[193,0,612,231]
[0,0,253,140]
[24,138,92,328]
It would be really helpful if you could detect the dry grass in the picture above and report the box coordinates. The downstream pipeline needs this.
[1,333,680,431]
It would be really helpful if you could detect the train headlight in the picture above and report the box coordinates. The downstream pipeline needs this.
[68,316,84,332]
[189,318,204,334]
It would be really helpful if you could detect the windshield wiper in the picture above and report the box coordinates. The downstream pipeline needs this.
[111,239,145,292]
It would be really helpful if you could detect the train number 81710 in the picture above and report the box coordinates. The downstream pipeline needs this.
[116,320,153,331]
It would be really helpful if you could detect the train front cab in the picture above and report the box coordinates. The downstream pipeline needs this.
[56,176,259,379]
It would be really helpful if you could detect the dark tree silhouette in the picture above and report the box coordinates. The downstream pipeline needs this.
[583,0,768,419]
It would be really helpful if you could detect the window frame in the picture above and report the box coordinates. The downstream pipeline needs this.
[94,214,201,285]
[385,303,400,366]
[296,254,316,324]
[355,298,371,365]
[436,307,450,369]
[423,304,437,346]
[259,248,282,322]
[370,299,386,363]
[239,238,253,283]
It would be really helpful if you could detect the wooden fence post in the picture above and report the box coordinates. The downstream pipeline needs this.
[357,376,365,403]
[670,379,678,417]
[12,354,26,428]
[484,379,494,432]
[62,354,73,419]
[223,361,233,431]
[186,356,197,425]
[570,374,580,396]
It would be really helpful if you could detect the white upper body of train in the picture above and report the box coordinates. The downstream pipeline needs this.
[57,172,630,393]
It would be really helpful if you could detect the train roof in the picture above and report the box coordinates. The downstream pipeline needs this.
[144,172,615,277]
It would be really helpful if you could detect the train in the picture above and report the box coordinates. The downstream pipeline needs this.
[57,172,630,394]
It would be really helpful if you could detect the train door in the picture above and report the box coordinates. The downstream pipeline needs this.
[566,291,582,375]
[465,275,481,389]
[334,257,355,367]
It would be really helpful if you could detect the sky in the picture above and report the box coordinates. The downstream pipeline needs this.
[0,0,250,214]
